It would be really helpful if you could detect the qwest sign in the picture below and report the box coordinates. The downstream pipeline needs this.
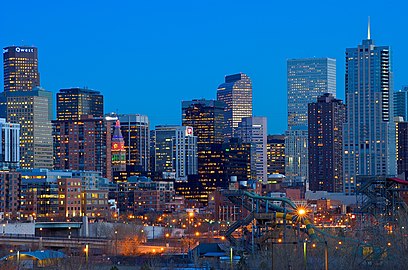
[15,47,34,53]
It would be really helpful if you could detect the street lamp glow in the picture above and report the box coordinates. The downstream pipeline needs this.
[297,208,306,216]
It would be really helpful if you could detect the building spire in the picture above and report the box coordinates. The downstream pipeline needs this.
[367,16,371,40]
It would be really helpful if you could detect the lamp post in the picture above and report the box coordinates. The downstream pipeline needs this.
[114,230,118,257]
[303,241,307,270]
[17,250,20,270]
[84,244,89,266]
[188,212,194,259]
[324,241,328,270]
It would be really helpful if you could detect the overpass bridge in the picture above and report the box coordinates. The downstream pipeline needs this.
[0,234,110,250]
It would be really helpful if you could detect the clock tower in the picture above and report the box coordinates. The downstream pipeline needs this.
[111,120,126,172]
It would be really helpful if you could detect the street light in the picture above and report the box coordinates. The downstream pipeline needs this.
[84,244,89,265]
[114,230,118,257]
[303,241,307,270]
[324,241,328,270]
[297,208,306,217]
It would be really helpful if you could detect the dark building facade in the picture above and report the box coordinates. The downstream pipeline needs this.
[52,115,112,179]
[394,86,408,121]
[267,135,285,175]
[397,121,408,177]
[308,93,346,192]
[3,46,40,92]
[56,88,104,121]
[20,178,59,219]
[109,177,175,214]
[117,114,150,175]
[0,171,21,218]
[222,138,253,182]
[182,99,226,204]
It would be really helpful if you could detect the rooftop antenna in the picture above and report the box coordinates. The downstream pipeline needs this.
[367,16,371,40]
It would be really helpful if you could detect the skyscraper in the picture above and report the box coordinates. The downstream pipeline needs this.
[236,116,267,182]
[222,137,253,182]
[287,58,336,129]
[2,45,53,169]
[285,58,336,185]
[182,100,226,145]
[308,93,346,192]
[0,118,20,169]
[154,125,198,181]
[217,73,252,137]
[118,114,150,174]
[3,46,40,92]
[343,27,396,195]
[396,119,408,177]
[267,135,285,175]
[6,90,53,169]
[394,86,408,121]
[182,99,226,204]
[52,115,112,179]
[111,120,126,172]
[56,88,104,121]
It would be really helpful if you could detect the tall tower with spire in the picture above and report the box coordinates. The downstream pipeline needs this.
[342,21,396,194]
[112,120,126,172]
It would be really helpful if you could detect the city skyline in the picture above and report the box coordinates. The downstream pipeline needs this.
[1,1,407,134]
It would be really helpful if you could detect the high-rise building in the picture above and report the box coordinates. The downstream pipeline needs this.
[236,116,267,182]
[117,114,150,174]
[217,73,252,137]
[154,125,198,181]
[182,99,226,203]
[182,100,226,145]
[222,138,253,182]
[308,93,346,192]
[56,88,104,121]
[396,119,408,177]
[3,46,40,92]
[287,58,336,128]
[267,135,285,175]
[343,28,396,195]
[394,86,408,121]
[5,89,53,169]
[285,130,308,184]
[52,115,112,179]
[285,58,336,185]
[111,120,126,172]
[0,118,20,169]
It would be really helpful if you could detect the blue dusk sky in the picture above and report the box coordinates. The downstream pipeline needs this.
[1,0,407,134]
